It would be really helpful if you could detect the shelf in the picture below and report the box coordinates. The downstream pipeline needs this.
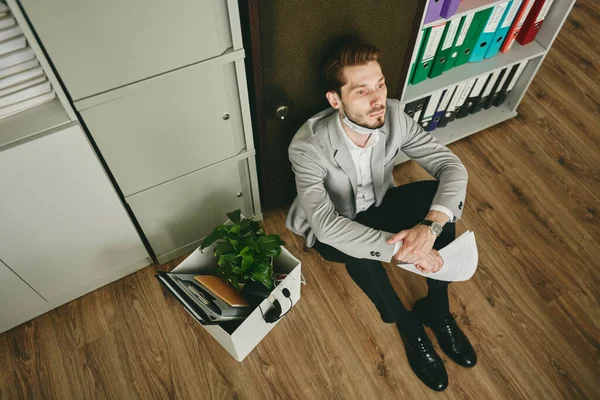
[402,40,545,104]
[423,0,509,29]
[395,104,517,165]
[0,98,70,149]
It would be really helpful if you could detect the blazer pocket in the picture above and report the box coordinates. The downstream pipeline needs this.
[384,148,400,167]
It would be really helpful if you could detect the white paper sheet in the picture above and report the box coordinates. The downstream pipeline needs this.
[394,231,478,282]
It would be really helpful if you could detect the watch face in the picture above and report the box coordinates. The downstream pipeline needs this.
[432,222,443,236]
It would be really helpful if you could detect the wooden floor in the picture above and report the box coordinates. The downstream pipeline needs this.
[2,2,599,400]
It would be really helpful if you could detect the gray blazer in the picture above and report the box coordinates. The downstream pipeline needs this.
[285,98,468,262]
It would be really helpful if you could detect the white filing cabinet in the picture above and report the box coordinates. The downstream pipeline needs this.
[16,0,263,263]
[0,124,150,332]
[0,1,153,334]
[18,0,263,263]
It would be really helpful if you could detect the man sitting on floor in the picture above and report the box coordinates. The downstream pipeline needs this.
[285,41,477,391]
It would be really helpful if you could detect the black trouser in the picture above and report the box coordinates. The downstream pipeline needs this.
[313,180,455,336]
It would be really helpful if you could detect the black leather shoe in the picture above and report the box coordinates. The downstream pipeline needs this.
[398,326,448,391]
[414,305,478,368]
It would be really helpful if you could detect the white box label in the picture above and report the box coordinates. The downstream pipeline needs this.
[536,0,555,24]
[447,82,467,111]
[484,2,510,33]
[457,79,476,107]
[442,19,460,50]
[517,0,537,28]
[501,0,524,29]
[423,90,444,119]
[422,23,446,61]
[438,86,455,112]
[455,13,475,47]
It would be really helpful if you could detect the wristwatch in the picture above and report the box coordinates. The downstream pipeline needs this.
[420,220,443,236]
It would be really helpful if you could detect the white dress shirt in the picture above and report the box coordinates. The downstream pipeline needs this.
[340,129,454,256]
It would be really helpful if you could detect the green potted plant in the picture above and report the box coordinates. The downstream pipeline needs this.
[200,209,285,292]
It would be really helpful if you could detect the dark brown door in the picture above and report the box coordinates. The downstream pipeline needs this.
[239,0,424,210]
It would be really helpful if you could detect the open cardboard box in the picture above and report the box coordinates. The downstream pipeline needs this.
[160,222,302,362]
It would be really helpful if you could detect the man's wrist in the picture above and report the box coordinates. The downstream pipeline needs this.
[424,210,450,227]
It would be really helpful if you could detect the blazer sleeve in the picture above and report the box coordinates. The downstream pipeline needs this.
[398,111,468,222]
[289,140,397,262]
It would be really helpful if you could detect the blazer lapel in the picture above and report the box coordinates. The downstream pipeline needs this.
[327,114,358,198]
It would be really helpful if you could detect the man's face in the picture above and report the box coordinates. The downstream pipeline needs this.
[338,61,387,129]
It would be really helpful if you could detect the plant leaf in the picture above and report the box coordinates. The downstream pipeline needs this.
[262,246,281,258]
[238,246,252,257]
[229,224,241,235]
[240,218,252,233]
[214,240,234,257]
[227,239,242,253]
[257,234,285,257]
[241,255,254,272]
[226,209,242,224]
[242,237,258,252]
[251,261,274,289]
[242,220,261,237]
[218,253,237,268]
[200,227,223,250]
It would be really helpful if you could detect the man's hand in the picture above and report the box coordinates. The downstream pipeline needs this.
[387,210,448,268]
[415,249,444,273]
[388,224,436,264]
[392,248,444,274]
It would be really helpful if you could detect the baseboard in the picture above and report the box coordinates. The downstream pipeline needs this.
[0,257,152,335]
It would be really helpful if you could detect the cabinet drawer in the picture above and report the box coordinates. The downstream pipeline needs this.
[126,155,256,262]
[0,123,149,301]
[79,56,247,197]
[20,0,237,100]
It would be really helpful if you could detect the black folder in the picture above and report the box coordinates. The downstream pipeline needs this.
[438,87,458,128]
[471,72,496,115]
[404,99,419,120]
[414,96,430,126]
[457,75,487,119]
[484,68,507,109]
[440,82,467,127]
[493,63,520,107]
[430,87,454,131]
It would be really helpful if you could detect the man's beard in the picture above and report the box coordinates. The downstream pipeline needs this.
[343,104,385,130]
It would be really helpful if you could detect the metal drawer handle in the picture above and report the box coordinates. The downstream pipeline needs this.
[222,113,230,121]
[236,191,243,198]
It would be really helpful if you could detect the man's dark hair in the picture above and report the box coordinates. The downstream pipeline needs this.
[322,41,381,96]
